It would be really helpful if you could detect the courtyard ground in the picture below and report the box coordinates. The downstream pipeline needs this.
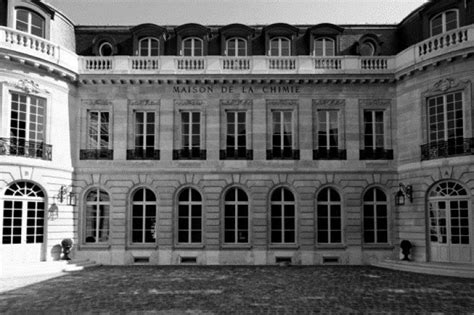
[1,265,473,313]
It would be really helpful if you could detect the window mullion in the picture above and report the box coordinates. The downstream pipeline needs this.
[443,95,448,141]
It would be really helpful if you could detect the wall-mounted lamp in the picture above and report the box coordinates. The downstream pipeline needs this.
[395,183,413,206]
[57,185,77,206]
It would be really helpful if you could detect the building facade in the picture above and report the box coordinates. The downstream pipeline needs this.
[0,0,473,266]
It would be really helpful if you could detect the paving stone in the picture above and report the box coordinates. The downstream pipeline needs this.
[0,266,473,313]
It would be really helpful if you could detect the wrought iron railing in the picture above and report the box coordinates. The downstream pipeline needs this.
[173,148,206,160]
[266,148,300,160]
[126,149,160,160]
[80,149,113,160]
[359,148,393,160]
[421,138,474,161]
[220,148,253,160]
[0,137,52,160]
[313,149,347,160]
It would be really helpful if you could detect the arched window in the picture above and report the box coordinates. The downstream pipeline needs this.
[177,187,202,243]
[314,38,335,57]
[139,37,159,56]
[269,37,291,56]
[224,187,249,243]
[226,37,247,57]
[271,187,295,243]
[317,187,342,244]
[85,188,110,243]
[428,181,471,263]
[359,41,376,56]
[131,188,156,244]
[182,37,203,56]
[363,187,388,244]
[99,42,114,56]
[431,10,459,37]
[15,8,45,38]
[2,181,45,244]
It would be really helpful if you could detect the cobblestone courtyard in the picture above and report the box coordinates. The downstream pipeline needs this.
[1,266,474,313]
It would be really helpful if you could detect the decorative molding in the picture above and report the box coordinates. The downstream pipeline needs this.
[266,99,298,106]
[220,100,252,106]
[431,78,469,93]
[359,99,392,107]
[129,100,161,106]
[2,79,49,94]
[174,100,204,106]
[312,99,345,107]
[82,99,112,106]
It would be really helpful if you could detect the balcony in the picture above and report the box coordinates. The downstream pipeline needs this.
[220,148,253,160]
[126,148,160,160]
[267,148,300,160]
[359,148,394,160]
[80,149,113,160]
[421,138,474,161]
[1,24,473,78]
[0,138,52,161]
[173,148,206,160]
[313,149,347,160]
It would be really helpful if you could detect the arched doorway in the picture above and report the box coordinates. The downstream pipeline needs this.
[428,180,472,263]
[1,181,46,263]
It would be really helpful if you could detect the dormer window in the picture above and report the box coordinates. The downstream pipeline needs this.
[359,41,376,56]
[139,37,159,56]
[314,38,335,57]
[269,37,291,56]
[226,37,247,57]
[99,42,114,56]
[431,10,459,36]
[182,37,203,56]
[15,8,45,38]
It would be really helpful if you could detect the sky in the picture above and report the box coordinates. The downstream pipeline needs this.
[45,0,429,26]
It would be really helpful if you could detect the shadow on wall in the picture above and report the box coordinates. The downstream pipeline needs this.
[50,244,62,261]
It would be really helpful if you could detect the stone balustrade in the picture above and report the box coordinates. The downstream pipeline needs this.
[1,24,474,77]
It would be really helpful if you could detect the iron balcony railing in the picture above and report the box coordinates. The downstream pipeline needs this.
[220,148,253,160]
[266,148,300,160]
[173,148,207,160]
[421,138,474,161]
[359,148,394,160]
[126,148,160,160]
[0,137,52,160]
[80,149,113,160]
[313,148,347,160]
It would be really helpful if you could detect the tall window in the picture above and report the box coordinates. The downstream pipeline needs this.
[226,38,247,56]
[226,111,247,158]
[364,110,384,150]
[134,111,155,156]
[431,10,459,36]
[269,37,291,56]
[272,110,293,158]
[181,111,201,157]
[131,188,156,244]
[9,93,46,159]
[224,188,249,244]
[318,110,338,151]
[1,181,45,245]
[317,187,342,244]
[138,37,159,56]
[16,9,45,38]
[363,187,388,244]
[177,188,202,244]
[182,37,203,56]
[85,188,110,243]
[87,111,110,150]
[271,187,296,244]
[428,92,463,145]
[314,38,335,56]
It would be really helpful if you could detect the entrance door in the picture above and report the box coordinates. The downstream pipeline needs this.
[1,181,46,264]
[428,181,472,263]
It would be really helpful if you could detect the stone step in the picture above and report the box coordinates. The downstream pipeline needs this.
[373,259,474,278]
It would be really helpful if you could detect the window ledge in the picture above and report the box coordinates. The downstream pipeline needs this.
[315,244,347,250]
[174,244,205,249]
[78,244,111,250]
[362,244,394,250]
[221,244,252,249]
[269,244,300,250]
